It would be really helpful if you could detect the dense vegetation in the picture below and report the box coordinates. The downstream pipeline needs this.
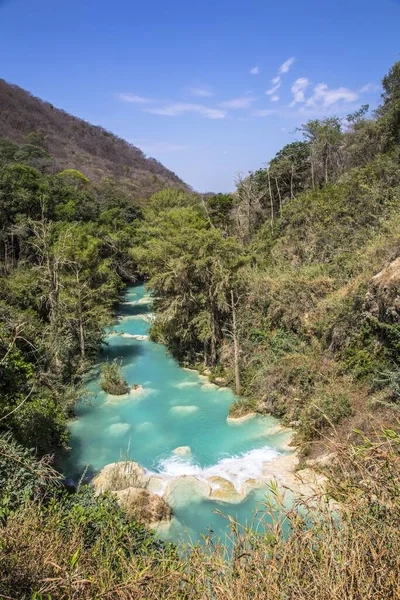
[136,61,400,451]
[0,139,147,454]
[1,61,400,598]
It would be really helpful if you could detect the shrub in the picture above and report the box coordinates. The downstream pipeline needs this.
[100,360,129,395]
[299,392,353,440]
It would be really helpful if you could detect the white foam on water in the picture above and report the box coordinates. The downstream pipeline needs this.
[148,446,280,492]
[137,296,152,305]
[201,382,218,390]
[174,380,199,388]
[117,314,146,321]
[136,421,153,430]
[108,422,131,435]
[170,405,199,414]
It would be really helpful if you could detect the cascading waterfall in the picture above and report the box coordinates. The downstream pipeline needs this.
[63,283,293,543]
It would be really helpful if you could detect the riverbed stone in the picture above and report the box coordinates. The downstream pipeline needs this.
[226,412,257,424]
[164,475,211,507]
[173,445,192,456]
[208,476,244,503]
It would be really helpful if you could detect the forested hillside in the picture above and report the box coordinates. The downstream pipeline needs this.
[0,61,400,599]
[0,79,188,199]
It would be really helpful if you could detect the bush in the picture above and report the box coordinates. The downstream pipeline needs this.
[299,393,353,440]
[100,360,129,395]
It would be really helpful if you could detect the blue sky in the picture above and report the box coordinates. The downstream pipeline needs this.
[0,0,399,191]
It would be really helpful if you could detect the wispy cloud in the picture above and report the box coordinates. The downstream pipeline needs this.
[220,96,256,109]
[145,103,226,119]
[188,85,214,97]
[271,95,280,102]
[289,77,310,106]
[265,56,296,98]
[266,81,281,96]
[250,66,260,75]
[306,83,359,108]
[360,82,380,93]
[117,93,151,103]
[252,108,278,117]
[278,56,296,74]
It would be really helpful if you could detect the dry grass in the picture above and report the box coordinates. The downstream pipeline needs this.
[1,427,399,600]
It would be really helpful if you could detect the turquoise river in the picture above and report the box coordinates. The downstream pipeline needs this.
[64,284,293,544]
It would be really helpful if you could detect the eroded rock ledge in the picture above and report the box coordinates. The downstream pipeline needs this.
[92,451,329,528]
[92,461,172,527]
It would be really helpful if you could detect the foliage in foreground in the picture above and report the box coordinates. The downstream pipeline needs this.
[0,428,399,599]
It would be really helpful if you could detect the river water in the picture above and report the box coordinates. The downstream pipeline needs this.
[64,284,293,544]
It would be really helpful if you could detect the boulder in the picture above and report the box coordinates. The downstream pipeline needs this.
[92,461,148,493]
[226,412,256,424]
[172,446,192,456]
[208,476,244,503]
[131,384,144,393]
[164,475,211,507]
[214,376,227,386]
[115,487,172,525]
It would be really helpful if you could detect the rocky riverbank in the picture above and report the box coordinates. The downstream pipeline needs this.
[92,450,328,529]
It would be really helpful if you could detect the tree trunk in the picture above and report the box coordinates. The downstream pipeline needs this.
[275,177,282,216]
[267,168,274,231]
[325,154,329,185]
[230,289,241,396]
[311,156,315,189]
[290,163,295,199]
[76,271,86,361]
[208,289,218,366]
[79,317,86,360]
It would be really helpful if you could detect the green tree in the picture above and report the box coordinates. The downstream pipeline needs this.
[299,117,344,186]
[133,192,247,367]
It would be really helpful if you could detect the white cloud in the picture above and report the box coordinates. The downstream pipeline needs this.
[250,66,260,74]
[117,93,151,103]
[278,57,296,74]
[252,109,278,117]
[220,96,256,108]
[266,79,281,95]
[271,95,280,102]
[264,56,295,97]
[306,83,359,108]
[289,77,310,106]
[188,86,214,97]
[360,82,380,93]
[145,103,226,119]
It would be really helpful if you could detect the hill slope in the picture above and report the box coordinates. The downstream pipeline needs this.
[0,79,189,199]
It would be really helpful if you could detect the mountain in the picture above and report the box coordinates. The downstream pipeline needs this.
[0,79,189,199]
